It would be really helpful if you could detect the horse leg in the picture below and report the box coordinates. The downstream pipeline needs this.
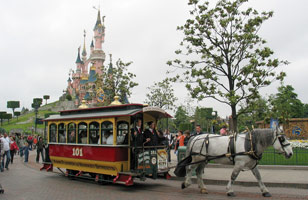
[226,166,242,197]
[251,166,271,197]
[182,163,198,189]
[196,162,207,194]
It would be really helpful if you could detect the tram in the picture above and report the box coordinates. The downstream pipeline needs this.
[41,98,172,186]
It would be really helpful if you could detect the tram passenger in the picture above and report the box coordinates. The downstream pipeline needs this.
[143,121,159,146]
[68,131,76,143]
[131,119,144,147]
[102,131,113,145]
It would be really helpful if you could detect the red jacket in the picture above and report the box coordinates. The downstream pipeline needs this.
[10,141,19,151]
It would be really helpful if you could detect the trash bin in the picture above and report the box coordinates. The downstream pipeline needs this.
[177,146,187,163]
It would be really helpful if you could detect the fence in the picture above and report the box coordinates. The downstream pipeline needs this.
[259,147,308,165]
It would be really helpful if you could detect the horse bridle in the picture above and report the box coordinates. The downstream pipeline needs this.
[272,130,291,154]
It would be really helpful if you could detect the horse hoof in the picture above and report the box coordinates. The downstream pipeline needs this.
[181,183,186,189]
[227,192,236,197]
[262,192,272,197]
[200,188,208,194]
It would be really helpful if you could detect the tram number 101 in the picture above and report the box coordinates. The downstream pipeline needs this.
[72,148,83,157]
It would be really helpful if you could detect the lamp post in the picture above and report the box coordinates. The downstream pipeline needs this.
[211,111,216,134]
[32,98,42,135]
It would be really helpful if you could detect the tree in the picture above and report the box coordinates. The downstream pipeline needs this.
[14,111,21,121]
[7,101,20,117]
[174,106,190,129]
[194,107,216,132]
[0,111,6,126]
[144,78,178,111]
[237,96,269,131]
[269,84,304,123]
[4,113,12,124]
[97,58,138,105]
[43,95,50,105]
[167,0,287,131]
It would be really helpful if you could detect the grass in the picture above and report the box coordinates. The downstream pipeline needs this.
[259,147,308,165]
[0,108,58,133]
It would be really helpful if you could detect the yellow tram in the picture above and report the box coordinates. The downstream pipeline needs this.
[41,101,172,185]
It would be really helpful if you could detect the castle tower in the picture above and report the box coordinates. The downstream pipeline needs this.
[91,9,106,75]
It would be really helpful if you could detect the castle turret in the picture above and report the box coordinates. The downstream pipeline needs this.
[82,30,87,61]
[90,39,94,52]
[93,10,105,50]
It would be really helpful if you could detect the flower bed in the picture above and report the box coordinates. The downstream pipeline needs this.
[290,140,308,149]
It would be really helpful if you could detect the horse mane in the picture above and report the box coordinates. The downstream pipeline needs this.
[251,128,275,147]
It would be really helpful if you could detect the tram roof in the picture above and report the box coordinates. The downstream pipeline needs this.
[44,104,172,121]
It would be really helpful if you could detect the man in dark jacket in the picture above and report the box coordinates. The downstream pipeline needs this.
[143,121,159,146]
[131,119,144,147]
[191,125,204,136]
[36,137,45,163]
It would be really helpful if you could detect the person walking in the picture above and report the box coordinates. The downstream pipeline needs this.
[164,129,173,162]
[9,137,19,164]
[24,140,29,163]
[220,125,228,136]
[191,125,204,137]
[18,135,26,157]
[0,133,11,171]
[36,137,45,163]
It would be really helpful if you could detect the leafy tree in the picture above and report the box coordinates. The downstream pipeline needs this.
[303,104,308,118]
[144,78,178,111]
[167,0,287,131]
[269,84,304,123]
[0,111,6,126]
[237,96,269,131]
[194,107,216,132]
[97,58,138,105]
[43,95,50,105]
[7,101,20,117]
[4,113,12,124]
[174,106,190,129]
[14,111,21,121]
[66,94,72,101]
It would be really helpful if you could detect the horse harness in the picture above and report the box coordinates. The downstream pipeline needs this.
[188,131,264,166]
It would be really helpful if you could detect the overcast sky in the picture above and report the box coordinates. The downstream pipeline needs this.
[0,0,308,118]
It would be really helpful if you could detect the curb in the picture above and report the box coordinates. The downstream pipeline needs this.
[169,176,308,190]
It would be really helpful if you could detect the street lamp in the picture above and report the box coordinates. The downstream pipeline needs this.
[211,111,216,133]
[32,98,43,135]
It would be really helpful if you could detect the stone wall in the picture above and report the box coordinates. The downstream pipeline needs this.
[256,118,308,139]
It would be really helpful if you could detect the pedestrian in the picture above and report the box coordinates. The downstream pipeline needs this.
[184,130,191,146]
[191,124,204,136]
[36,137,45,163]
[0,134,4,167]
[24,139,29,163]
[18,135,26,157]
[220,125,228,136]
[174,130,185,152]
[10,137,19,164]
[33,136,38,150]
[164,129,173,162]
[0,132,11,171]
[27,135,33,150]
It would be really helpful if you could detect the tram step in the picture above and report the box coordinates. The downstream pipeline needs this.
[113,173,134,186]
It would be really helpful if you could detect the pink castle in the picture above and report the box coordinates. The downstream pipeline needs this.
[66,9,109,106]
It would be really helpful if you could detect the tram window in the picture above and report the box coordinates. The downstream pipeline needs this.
[58,123,66,143]
[101,121,113,145]
[89,122,99,144]
[68,123,76,143]
[78,122,88,144]
[117,121,128,145]
[49,123,57,143]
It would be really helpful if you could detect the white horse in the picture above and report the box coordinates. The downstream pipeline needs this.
[175,128,293,197]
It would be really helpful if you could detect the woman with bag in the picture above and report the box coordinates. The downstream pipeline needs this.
[10,137,19,164]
